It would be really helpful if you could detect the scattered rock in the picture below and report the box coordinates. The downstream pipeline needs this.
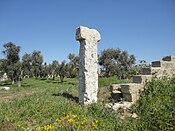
[106,101,133,111]
[112,103,124,111]
[0,86,10,91]
[131,113,138,119]
[105,103,113,109]
[106,102,138,119]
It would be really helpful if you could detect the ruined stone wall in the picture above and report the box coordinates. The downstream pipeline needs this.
[111,56,175,103]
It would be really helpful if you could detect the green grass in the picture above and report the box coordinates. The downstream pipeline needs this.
[0,77,122,130]
[0,77,174,130]
[98,77,128,87]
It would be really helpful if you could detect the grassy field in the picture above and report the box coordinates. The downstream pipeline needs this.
[0,77,174,130]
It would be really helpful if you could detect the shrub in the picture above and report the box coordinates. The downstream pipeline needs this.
[129,77,175,131]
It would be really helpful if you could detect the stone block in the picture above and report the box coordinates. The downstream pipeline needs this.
[142,68,151,75]
[110,84,121,92]
[151,67,175,77]
[122,93,139,102]
[76,26,101,42]
[133,75,152,84]
[162,56,175,62]
[120,83,144,94]
[152,61,174,68]
[152,61,161,67]
[142,67,164,76]
[111,90,123,101]
[120,83,144,102]
[151,67,162,75]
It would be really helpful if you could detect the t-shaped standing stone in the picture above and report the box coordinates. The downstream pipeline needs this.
[76,26,101,104]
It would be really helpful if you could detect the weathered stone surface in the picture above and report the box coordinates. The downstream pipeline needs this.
[162,56,175,62]
[76,26,101,104]
[132,75,152,84]
[123,93,139,102]
[120,83,144,94]
[121,84,144,102]
[151,67,162,75]
[142,67,163,76]
[152,67,175,77]
[142,67,151,75]
[110,84,121,92]
[151,60,175,77]
[152,61,174,68]
[152,61,161,67]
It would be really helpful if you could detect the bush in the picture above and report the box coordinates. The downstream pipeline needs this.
[129,77,175,131]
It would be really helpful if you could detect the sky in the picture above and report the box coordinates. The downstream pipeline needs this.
[0,0,175,64]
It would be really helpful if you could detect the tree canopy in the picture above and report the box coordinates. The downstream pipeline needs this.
[99,48,136,79]
[0,42,144,83]
[2,42,22,84]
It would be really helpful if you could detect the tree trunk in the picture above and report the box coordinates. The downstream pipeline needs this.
[17,81,21,87]
[12,80,15,85]
[60,76,64,83]
[52,76,55,80]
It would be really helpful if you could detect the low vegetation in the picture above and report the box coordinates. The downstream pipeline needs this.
[0,76,174,130]
[131,76,175,131]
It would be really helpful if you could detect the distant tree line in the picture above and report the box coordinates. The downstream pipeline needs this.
[0,42,148,86]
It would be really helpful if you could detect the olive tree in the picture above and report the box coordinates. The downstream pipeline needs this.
[2,42,22,85]
[22,53,32,78]
[67,53,79,78]
[58,60,68,82]
[31,50,43,78]
[99,48,136,79]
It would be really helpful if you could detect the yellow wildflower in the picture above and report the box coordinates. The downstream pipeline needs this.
[68,118,74,123]
[72,114,77,118]
[65,115,70,119]
[94,119,98,123]
[43,125,47,130]
[36,126,41,130]
[56,118,60,122]
[92,123,97,128]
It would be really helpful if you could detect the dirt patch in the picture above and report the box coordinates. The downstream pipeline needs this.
[0,120,15,131]
[98,87,111,103]
[0,89,39,102]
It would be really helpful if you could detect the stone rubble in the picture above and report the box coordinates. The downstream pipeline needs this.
[131,113,138,119]
[105,102,133,111]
